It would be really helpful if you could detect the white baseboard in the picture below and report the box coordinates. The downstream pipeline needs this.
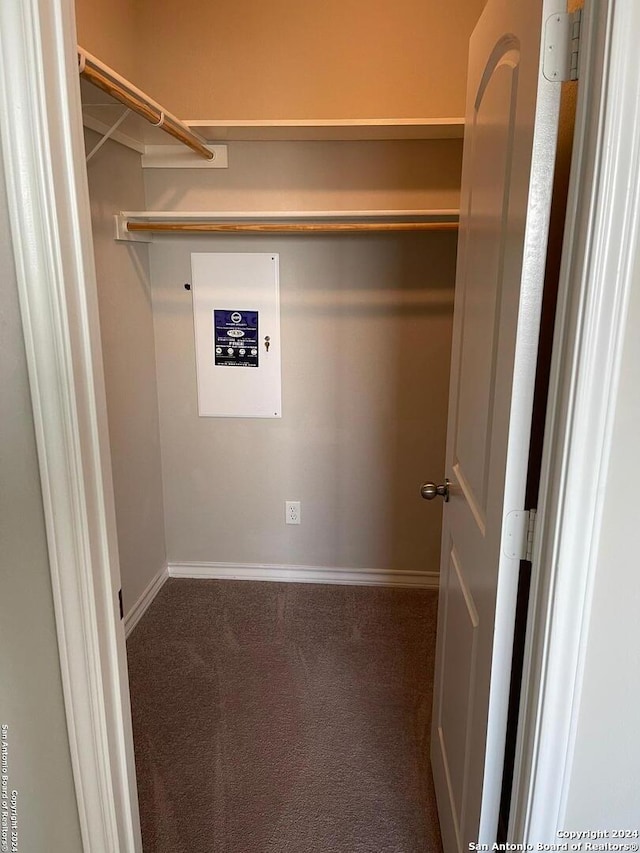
[124,564,169,637]
[168,561,439,589]
[124,562,437,637]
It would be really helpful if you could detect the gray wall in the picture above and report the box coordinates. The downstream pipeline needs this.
[86,132,167,612]
[0,145,83,850]
[143,139,463,214]
[144,140,460,575]
[84,134,461,591]
[150,232,456,571]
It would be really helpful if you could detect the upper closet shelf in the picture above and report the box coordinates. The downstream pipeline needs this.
[79,47,464,164]
[187,118,465,142]
[79,48,226,167]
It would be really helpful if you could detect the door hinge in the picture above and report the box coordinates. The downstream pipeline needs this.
[118,588,124,620]
[543,8,582,82]
[525,508,537,563]
[503,509,538,562]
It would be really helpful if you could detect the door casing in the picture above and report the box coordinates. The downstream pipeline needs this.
[509,0,640,837]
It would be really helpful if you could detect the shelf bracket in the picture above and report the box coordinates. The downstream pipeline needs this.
[114,213,152,243]
[86,107,131,163]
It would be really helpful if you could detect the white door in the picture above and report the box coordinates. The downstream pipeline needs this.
[429,0,566,849]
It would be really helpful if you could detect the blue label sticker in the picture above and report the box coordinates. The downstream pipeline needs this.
[214,310,259,367]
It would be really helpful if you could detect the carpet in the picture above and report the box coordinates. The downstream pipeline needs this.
[127,579,442,853]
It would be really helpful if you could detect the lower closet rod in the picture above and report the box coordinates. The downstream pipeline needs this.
[126,221,459,234]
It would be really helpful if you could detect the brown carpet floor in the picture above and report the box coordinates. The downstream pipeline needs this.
[127,579,442,853]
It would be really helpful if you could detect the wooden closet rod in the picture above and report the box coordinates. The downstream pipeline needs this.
[126,221,459,234]
[78,48,213,160]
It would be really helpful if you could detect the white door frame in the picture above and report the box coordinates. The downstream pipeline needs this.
[510,0,640,838]
[1,0,637,849]
[0,1,142,850]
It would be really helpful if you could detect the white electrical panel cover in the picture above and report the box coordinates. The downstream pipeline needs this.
[191,253,281,417]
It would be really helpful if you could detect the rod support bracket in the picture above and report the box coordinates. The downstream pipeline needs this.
[114,214,153,243]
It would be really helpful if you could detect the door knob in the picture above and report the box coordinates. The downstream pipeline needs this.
[420,480,450,502]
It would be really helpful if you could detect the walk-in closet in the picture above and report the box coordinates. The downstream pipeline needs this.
[73,0,567,850]
[8,0,640,849]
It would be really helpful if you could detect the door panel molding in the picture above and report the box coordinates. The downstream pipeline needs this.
[452,49,521,522]
[453,462,487,537]
[436,726,464,853]
[475,38,521,111]
[438,546,480,834]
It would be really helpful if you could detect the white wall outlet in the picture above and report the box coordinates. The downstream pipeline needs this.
[285,501,301,525]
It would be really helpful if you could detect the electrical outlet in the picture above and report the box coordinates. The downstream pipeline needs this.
[285,501,301,525]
